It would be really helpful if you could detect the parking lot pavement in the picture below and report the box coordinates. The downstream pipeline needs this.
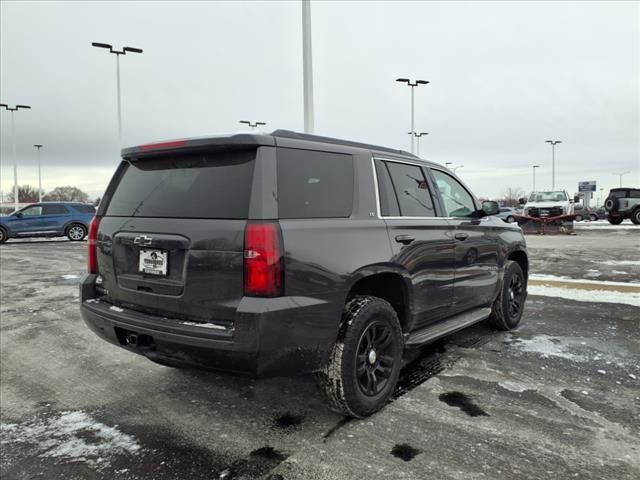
[1,230,639,480]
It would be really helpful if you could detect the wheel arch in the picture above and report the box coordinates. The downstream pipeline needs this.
[344,266,413,333]
[63,220,89,234]
[507,249,529,281]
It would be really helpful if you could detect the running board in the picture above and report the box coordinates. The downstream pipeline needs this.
[405,307,492,346]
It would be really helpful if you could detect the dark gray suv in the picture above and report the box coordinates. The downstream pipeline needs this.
[80,130,528,417]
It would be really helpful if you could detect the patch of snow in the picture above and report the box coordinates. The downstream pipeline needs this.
[529,274,636,287]
[109,306,124,313]
[611,270,628,275]
[181,321,226,330]
[630,374,637,380]
[61,274,80,280]
[598,260,640,267]
[510,334,587,362]
[597,369,606,375]
[498,381,533,393]
[574,221,638,230]
[528,285,640,307]
[0,411,140,468]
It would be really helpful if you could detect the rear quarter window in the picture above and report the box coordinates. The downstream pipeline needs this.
[105,150,256,219]
[72,205,96,214]
[277,148,353,219]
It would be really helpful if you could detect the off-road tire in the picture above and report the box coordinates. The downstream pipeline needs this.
[0,227,7,244]
[66,223,87,241]
[317,296,403,418]
[488,260,526,331]
[631,208,640,225]
[608,216,624,225]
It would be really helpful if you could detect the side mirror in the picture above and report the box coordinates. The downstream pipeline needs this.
[14,212,23,218]
[481,200,500,216]
[518,198,527,205]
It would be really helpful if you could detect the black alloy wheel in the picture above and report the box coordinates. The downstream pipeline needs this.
[356,321,395,397]
[507,272,525,320]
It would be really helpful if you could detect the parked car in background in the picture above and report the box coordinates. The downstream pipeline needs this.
[497,207,517,223]
[573,204,599,222]
[0,202,96,243]
[604,188,640,225]
[80,130,529,417]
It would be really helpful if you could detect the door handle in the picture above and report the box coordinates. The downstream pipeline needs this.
[454,232,469,241]
[395,234,415,245]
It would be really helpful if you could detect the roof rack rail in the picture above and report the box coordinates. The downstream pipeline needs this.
[271,130,416,157]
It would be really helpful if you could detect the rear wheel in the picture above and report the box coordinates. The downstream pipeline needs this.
[488,260,526,330]
[608,216,624,225]
[317,296,403,418]
[0,227,7,243]
[589,213,598,221]
[66,224,87,241]
[575,214,583,222]
[631,208,640,225]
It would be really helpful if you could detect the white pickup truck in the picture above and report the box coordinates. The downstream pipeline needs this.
[522,190,574,218]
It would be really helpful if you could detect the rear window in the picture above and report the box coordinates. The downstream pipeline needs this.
[105,150,255,219]
[72,205,96,214]
[277,148,353,219]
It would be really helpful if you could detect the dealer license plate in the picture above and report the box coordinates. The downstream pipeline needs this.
[138,249,168,276]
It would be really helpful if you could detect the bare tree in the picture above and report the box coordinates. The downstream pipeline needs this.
[6,185,40,203]
[43,186,90,203]
[502,187,525,207]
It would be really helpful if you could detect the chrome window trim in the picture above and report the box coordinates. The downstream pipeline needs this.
[371,155,442,220]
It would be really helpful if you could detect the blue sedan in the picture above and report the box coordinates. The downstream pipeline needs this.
[0,202,95,243]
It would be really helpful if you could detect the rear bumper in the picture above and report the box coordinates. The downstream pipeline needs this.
[79,274,340,377]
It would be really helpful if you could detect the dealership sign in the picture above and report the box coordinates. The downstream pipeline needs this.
[578,181,596,192]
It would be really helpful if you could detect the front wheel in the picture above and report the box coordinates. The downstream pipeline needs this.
[631,209,640,225]
[506,216,515,223]
[575,214,583,222]
[317,296,403,418]
[0,227,7,244]
[589,214,598,221]
[608,216,624,225]
[488,260,526,330]
[66,224,87,241]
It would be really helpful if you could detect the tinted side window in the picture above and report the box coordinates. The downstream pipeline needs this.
[277,149,353,219]
[385,162,435,217]
[73,205,97,214]
[43,205,69,215]
[629,190,640,198]
[431,170,476,217]
[375,160,400,216]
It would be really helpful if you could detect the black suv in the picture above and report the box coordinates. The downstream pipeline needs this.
[80,130,528,417]
[604,188,640,225]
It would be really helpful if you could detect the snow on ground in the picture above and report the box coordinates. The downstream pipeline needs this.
[529,274,638,287]
[528,284,640,307]
[574,220,638,230]
[598,260,640,266]
[0,411,141,468]
[60,274,79,280]
[509,334,588,362]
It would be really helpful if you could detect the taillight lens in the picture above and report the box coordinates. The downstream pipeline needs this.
[244,221,283,297]
[88,216,101,273]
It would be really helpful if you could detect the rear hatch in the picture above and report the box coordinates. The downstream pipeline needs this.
[96,148,256,324]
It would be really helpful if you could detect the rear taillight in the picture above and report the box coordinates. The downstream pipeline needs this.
[88,216,101,274]
[243,221,283,297]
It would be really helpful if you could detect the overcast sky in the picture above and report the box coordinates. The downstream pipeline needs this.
[1,0,638,202]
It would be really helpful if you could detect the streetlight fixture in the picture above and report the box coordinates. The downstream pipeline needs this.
[33,144,44,202]
[532,165,540,192]
[545,140,562,190]
[407,131,428,157]
[445,162,453,169]
[92,42,143,146]
[615,171,631,187]
[1,103,31,212]
[239,120,267,130]
[396,78,429,154]
[453,165,464,173]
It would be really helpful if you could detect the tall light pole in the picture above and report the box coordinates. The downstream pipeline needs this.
[408,131,428,157]
[1,103,31,212]
[302,0,314,134]
[92,42,143,146]
[453,165,464,173]
[33,144,44,203]
[532,164,540,192]
[545,140,562,190]
[615,171,630,187]
[239,120,267,130]
[396,78,429,154]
